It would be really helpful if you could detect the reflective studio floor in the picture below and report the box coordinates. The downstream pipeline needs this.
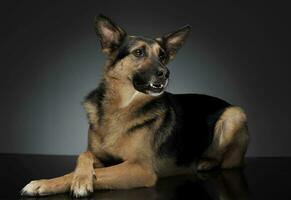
[0,154,290,200]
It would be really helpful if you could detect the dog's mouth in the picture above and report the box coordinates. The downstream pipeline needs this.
[146,79,168,96]
[132,74,169,97]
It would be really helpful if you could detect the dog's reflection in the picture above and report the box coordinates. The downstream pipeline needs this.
[20,169,249,200]
[198,169,250,200]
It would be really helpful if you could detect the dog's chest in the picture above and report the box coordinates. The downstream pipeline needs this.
[86,93,155,161]
[95,108,151,160]
[100,109,130,142]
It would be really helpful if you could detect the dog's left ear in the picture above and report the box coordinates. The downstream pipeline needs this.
[156,25,191,60]
[94,15,126,56]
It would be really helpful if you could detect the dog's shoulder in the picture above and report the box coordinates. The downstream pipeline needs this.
[85,81,106,104]
[83,81,106,127]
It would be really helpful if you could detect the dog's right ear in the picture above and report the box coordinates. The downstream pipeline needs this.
[94,15,126,56]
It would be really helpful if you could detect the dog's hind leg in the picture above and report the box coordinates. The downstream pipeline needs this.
[197,106,249,171]
[221,125,249,169]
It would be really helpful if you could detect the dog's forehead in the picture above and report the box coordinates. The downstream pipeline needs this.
[128,36,163,51]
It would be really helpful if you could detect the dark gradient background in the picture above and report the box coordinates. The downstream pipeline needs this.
[1,1,290,156]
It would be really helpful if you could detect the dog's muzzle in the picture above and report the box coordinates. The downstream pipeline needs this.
[147,79,168,96]
[132,66,169,96]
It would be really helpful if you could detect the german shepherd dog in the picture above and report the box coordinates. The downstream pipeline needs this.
[21,15,249,197]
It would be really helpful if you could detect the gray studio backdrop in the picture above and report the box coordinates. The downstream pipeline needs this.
[1,1,290,156]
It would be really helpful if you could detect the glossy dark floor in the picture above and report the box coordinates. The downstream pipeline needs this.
[0,154,290,200]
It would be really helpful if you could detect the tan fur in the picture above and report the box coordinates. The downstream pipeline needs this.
[21,173,73,196]
[84,77,153,153]
[107,41,163,82]
[93,161,157,189]
[216,106,247,148]
[70,151,96,197]
[22,161,156,196]
[83,101,99,127]
[197,106,249,171]
[151,43,163,56]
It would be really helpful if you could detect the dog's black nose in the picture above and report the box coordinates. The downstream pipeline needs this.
[156,70,164,77]
[156,68,169,78]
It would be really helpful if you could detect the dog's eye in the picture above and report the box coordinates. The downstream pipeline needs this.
[133,48,145,58]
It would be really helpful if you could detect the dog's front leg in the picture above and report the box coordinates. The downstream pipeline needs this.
[21,151,101,197]
[93,161,157,189]
[21,172,73,196]
[70,151,102,197]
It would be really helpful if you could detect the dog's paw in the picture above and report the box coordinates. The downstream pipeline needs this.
[70,173,94,198]
[21,179,54,196]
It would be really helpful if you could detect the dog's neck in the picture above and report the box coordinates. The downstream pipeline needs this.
[103,76,152,109]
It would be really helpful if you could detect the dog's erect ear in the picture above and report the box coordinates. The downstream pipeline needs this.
[94,15,126,56]
[157,25,191,60]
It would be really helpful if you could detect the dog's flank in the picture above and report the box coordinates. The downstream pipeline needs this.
[21,14,249,198]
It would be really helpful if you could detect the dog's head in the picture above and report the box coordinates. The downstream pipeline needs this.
[95,15,190,96]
